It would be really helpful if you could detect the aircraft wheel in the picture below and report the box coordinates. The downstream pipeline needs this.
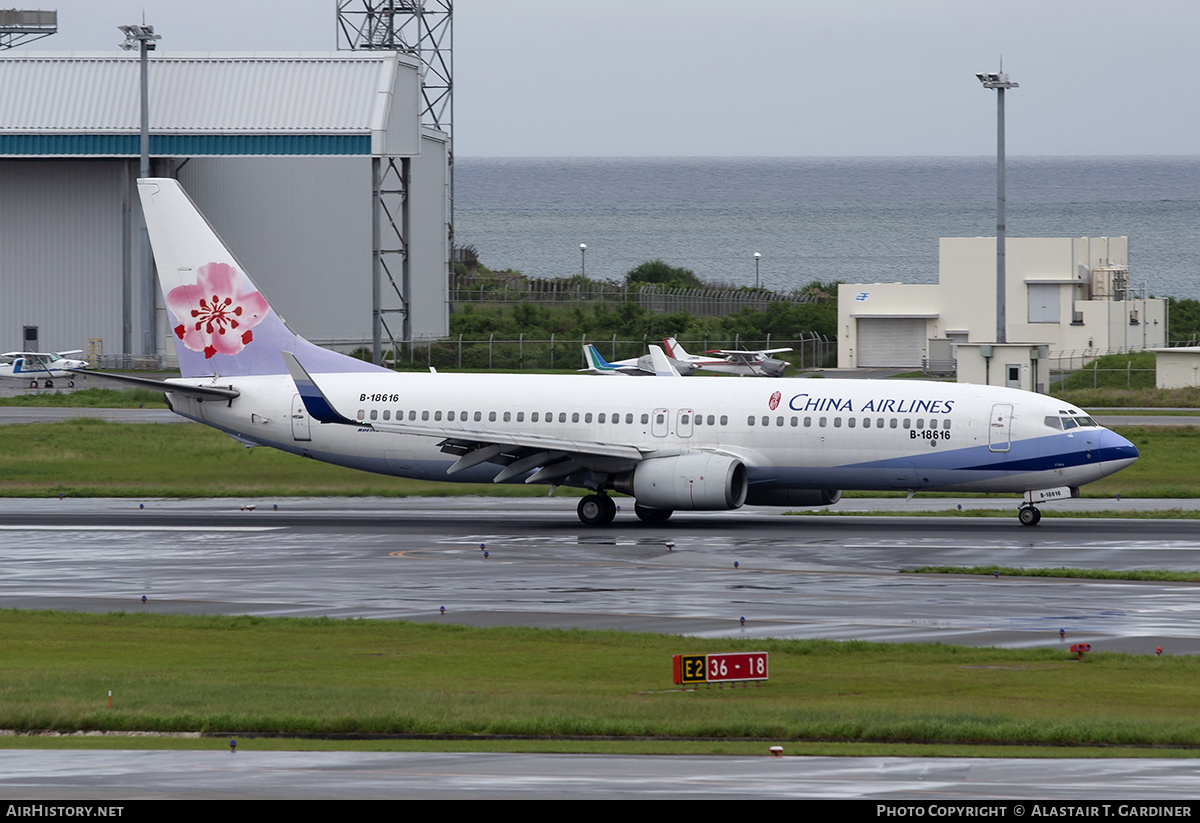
[578,494,616,526]
[68,380,75,388]
[44,379,53,388]
[1018,506,1041,526]
[634,504,673,523]
[29,380,38,389]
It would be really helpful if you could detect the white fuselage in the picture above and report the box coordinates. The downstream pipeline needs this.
[166,371,1137,499]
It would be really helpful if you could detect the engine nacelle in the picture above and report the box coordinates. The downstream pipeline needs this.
[744,488,842,507]
[614,454,748,510]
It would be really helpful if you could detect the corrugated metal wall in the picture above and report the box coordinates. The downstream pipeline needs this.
[0,159,135,355]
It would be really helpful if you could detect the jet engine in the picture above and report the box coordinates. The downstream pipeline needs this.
[613,454,748,510]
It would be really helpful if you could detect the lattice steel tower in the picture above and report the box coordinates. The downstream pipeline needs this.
[337,1,452,358]
[0,9,57,49]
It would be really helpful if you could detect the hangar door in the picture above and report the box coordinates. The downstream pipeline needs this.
[856,318,927,367]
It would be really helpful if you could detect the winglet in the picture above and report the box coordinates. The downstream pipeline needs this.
[282,351,363,426]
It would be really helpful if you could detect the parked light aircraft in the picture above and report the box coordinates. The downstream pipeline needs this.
[580,343,694,376]
[0,351,89,387]
[663,337,791,377]
[112,178,1138,527]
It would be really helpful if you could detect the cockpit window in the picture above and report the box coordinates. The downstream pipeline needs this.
[1075,416,1097,427]
[1044,416,1062,430]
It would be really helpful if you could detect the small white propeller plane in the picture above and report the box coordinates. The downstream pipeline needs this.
[580,344,692,376]
[0,351,90,388]
[96,178,1139,527]
[662,337,792,377]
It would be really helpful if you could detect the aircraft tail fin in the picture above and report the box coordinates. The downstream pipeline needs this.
[647,344,682,377]
[581,344,616,373]
[662,336,692,360]
[137,178,385,379]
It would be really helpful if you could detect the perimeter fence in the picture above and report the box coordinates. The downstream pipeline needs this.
[450,276,831,317]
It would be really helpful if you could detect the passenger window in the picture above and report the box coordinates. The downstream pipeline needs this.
[383,410,391,420]
[916,418,924,429]
[445,411,452,421]
[474,411,482,422]
[776,416,784,427]
[598,413,605,423]
[517,412,525,422]
[627,414,635,424]
[503,412,511,422]
[572,413,580,423]
[357,410,365,421]
[531,412,539,422]
[641,414,649,424]
[848,418,856,428]
[681,414,690,425]
[720,415,728,426]
[489,412,497,422]
[943,419,952,430]
[559,412,567,423]
[804,417,812,427]
[434,411,442,421]
[421,410,430,421]
[819,417,827,427]
[748,416,755,426]
[834,417,842,428]
[708,415,716,426]
[902,418,910,429]
[409,411,417,421]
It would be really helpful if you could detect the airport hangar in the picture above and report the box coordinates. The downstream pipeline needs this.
[0,51,449,367]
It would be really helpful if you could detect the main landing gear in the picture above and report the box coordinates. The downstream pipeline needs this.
[577,493,617,526]
[1018,504,1042,526]
[576,494,675,526]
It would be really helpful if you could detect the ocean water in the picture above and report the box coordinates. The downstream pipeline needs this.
[454,156,1200,299]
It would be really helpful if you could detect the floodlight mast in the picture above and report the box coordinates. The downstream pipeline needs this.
[976,67,1017,344]
[120,23,160,359]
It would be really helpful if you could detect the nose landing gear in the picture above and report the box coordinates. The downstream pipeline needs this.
[1018,504,1041,526]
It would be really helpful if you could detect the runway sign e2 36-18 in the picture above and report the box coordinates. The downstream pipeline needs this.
[673,652,768,685]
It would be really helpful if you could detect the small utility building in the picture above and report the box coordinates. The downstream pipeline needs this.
[0,51,448,364]
[838,236,1167,373]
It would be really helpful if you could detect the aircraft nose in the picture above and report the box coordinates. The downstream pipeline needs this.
[1101,428,1139,467]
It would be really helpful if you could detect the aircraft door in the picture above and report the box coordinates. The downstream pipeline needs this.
[652,407,670,437]
[989,403,1013,453]
[290,393,311,441]
[676,408,694,438]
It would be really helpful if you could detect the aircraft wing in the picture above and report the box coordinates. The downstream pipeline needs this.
[284,352,652,484]
[707,348,793,358]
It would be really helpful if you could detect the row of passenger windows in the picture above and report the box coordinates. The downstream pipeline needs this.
[748,415,951,430]
[357,409,671,425]
[354,407,949,431]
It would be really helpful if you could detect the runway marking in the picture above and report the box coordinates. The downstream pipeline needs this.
[0,525,282,532]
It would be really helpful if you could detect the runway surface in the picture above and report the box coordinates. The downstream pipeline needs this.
[4,495,1200,650]
[4,496,1200,799]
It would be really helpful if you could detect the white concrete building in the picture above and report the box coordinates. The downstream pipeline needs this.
[838,236,1167,372]
[1152,347,1200,389]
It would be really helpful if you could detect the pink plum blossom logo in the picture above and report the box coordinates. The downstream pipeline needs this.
[768,391,781,410]
[167,262,269,359]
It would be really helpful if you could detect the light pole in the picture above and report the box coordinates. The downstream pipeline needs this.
[753,252,761,289]
[976,65,1017,344]
[579,243,587,278]
[120,22,160,359]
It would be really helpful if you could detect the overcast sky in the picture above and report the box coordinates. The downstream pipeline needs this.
[27,0,1200,156]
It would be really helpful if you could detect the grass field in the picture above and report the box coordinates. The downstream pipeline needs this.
[3,611,1199,756]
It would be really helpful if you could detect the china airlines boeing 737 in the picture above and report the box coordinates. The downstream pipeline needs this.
[113,179,1138,527]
